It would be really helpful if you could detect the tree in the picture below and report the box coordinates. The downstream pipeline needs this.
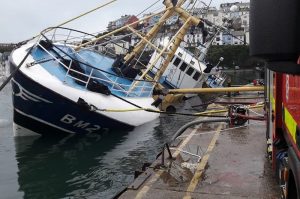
[206,45,250,68]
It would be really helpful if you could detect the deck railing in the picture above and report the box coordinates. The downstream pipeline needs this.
[36,27,154,98]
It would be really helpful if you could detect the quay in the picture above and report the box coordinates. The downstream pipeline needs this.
[117,92,281,199]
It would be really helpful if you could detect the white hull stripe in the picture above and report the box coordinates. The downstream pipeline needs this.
[14,108,76,134]
[12,79,52,103]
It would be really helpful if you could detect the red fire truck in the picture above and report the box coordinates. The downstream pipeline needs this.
[250,0,300,198]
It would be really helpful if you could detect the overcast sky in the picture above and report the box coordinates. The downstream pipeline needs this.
[0,0,249,43]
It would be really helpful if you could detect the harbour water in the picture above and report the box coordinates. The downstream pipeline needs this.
[0,70,261,199]
[0,61,9,77]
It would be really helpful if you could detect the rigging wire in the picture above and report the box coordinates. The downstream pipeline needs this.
[185,0,248,45]
[136,0,162,17]
[206,0,213,10]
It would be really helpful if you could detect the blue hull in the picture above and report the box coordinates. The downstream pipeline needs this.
[10,62,133,135]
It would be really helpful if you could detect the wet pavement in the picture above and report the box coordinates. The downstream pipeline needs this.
[118,93,281,199]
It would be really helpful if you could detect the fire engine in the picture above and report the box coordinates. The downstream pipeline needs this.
[250,0,300,198]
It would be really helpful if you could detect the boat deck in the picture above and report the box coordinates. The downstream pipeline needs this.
[30,45,153,97]
[117,92,281,198]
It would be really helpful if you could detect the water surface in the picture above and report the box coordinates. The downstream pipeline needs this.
[0,69,261,198]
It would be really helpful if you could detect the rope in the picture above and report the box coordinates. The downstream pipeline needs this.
[89,91,231,117]
[136,0,161,17]
[0,44,35,92]
[91,102,264,119]
[110,93,143,109]
[27,0,117,43]
[96,105,229,117]
[57,0,117,27]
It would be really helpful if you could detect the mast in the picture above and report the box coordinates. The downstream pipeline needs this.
[130,0,203,89]
[123,0,177,65]
[75,0,205,90]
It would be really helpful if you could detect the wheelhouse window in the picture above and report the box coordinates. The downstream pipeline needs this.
[186,67,194,76]
[179,62,188,71]
[173,57,181,67]
[193,71,200,80]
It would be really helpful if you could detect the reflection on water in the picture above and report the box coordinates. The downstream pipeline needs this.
[225,69,263,85]
[15,133,127,199]
[14,115,191,199]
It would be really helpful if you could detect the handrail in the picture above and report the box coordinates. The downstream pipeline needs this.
[36,33,154,97]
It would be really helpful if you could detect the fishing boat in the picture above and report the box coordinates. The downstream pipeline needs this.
[145,29,227,111]
[148,34,226,91]
[9,0,225,136]
[10,32,158,136]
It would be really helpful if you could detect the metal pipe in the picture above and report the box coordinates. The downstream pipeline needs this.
[168,86,264,94]
[171,118,230,141]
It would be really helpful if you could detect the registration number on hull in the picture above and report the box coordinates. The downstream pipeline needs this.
[60,114,101,133]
